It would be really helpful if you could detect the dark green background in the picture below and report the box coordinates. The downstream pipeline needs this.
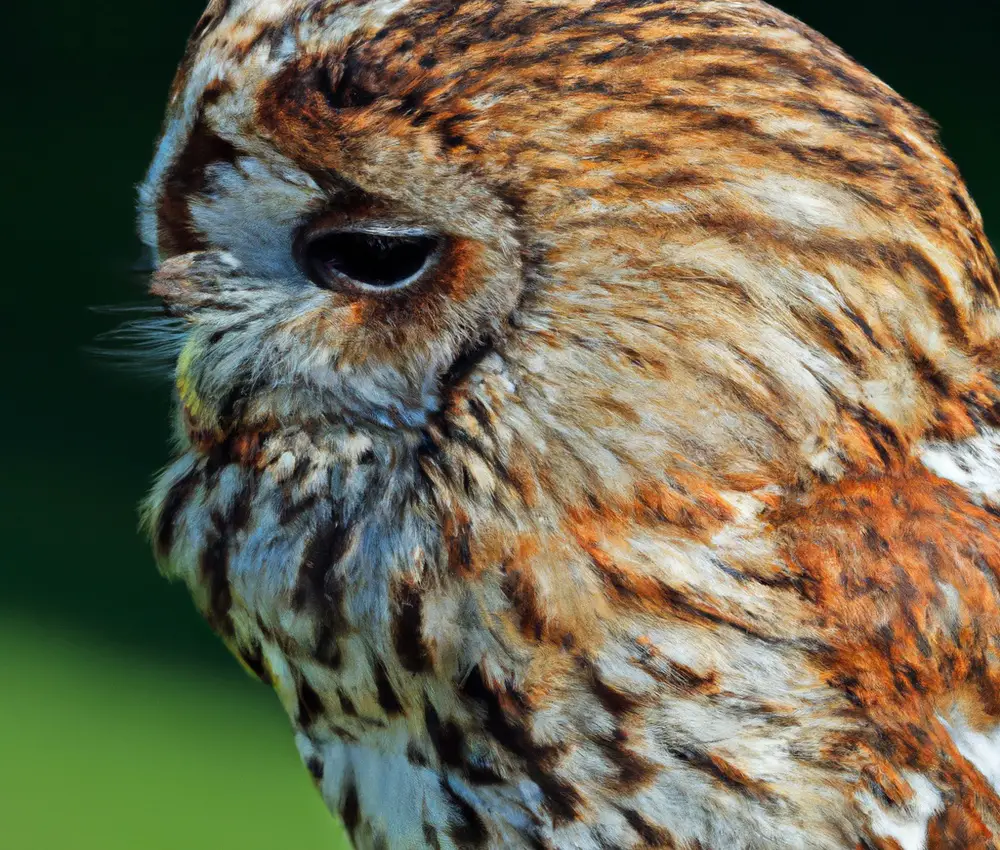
[3,2,997,847]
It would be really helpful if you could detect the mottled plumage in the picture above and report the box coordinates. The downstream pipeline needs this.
[140,1,1000,848]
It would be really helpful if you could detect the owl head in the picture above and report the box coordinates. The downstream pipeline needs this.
[141,0,999,501]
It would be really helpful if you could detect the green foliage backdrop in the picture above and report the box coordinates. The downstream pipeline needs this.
[2,1,996,847]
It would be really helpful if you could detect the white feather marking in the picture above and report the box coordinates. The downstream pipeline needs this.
[739,174,869,234]
[919,428,1000,503]
[856,773,943,850]
[940,709,1000,793]
[646,199,687,214]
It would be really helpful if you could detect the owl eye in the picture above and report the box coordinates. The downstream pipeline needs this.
[300,228,441,293]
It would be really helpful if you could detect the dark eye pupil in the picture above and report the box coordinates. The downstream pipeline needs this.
[305,231,438,290]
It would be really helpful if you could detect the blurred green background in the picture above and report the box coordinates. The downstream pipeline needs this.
[2,1,997,848]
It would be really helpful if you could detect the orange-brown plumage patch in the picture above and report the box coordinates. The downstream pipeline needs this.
[567,468,736,546]
[778,467,1000,800]
[785,470,1000,671]
[926,796,997,850]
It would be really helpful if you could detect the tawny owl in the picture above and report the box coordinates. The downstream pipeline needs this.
[139,1,1000,848]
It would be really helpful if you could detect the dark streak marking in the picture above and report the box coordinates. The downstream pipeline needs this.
[306,755,325,782]
[297,677,324,727]
[842,308,881,350]
[425,702,464,767]
[449,520,474,575]
[237,642,272,685]
[440,333,497,400]
[201,515,233,638]
[591,666,644,717]
[279,492,319,527]
[294,515,350,613]
[600,561,787,645]
[464,758,506,786]
[155,467,199,558]
[341,778,360,836]
[407,741,429,768]
[441,779,489,846]
[423,822,442,850]
[393,581,432,672]
[815,314,862,369]
[596,730,659,790]
[668,745,775,801]
[851,404,903,467]
[374,665,404,716]
[319,49,377,110]
[461,666,581,823]
[338,690,358,717]
[313,622,343,669]
[665,660,718,693]
[620,807,674,845]
[502,566,547,641]
[906,246,969,343]
[228,478,255,533]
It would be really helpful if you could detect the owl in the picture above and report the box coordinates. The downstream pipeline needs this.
[139,0,1000,848]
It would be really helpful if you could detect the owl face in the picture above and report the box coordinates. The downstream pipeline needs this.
[142,0,997,497]
[147,156,521,434]
[142,1,530,437]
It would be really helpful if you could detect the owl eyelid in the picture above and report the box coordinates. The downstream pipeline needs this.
[295,220,443,294]
[314,221,433,240]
